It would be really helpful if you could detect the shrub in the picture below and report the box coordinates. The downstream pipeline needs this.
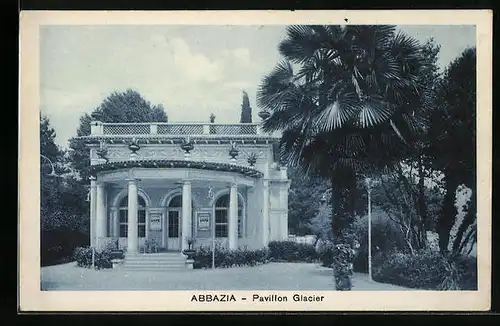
[315,239,335,267]
[41,229,88,266]
[192,245,268,269]
[453,255,477,290]
[373,250,477,290]
[72,246,113,270]
[331,243,356,291]
[192,241,321,269]
[338,216,406,273]
[268,241,318,262]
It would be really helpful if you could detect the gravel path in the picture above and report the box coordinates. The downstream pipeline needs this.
[41,262,410,291]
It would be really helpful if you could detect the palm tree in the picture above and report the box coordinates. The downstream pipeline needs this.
[257,25,433,240]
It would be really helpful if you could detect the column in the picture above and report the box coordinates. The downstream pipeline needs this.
[280,184,289,240]
[89,176,97,247]
[127,179,138,253]
[95,181,107,250]
[161,211,167,248]
[112,209,119,238]
[228,183,238,250]
[181,180,192,251]
[262,180,270,246]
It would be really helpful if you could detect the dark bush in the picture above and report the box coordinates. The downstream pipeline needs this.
[268,241,318,262]
[192,245,268,269]
[41,229,88,266]
[73,246,113,270]
[373,250,477,290]
[453,255,477,290]
[192,241,321,269]
[315,240,335,267]
[338,218,406,273]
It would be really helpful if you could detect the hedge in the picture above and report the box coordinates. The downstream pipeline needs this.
[373,250,477,290]
[267,241,318,263]
[192,246,268,269]
[192,241,319,269]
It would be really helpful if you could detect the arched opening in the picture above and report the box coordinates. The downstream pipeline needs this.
[119,195,147,238]
[214,194,244,238]
[166,195,182,240]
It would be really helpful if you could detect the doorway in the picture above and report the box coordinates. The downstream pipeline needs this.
[165,195,182,251]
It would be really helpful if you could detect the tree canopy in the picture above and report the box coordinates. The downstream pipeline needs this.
[68,89,168,180]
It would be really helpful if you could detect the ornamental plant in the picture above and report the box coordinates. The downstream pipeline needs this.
[331,243,356,291]
[73,246,113,270]
[186,236,196,250]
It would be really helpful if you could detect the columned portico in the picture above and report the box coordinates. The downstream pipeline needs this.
[89,176,97,247]
[127,178,139,253]
[181,180,192,251]
[228,182,238,250]
[95,181,107,249]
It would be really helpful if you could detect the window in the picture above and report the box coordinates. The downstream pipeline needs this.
[168,211,180,238]
[118,195,146,238]
[214,194,244,238]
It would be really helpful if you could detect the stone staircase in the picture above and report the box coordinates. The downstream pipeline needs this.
[121,252,189,271]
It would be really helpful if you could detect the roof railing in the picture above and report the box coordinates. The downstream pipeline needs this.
[91,122,275,137]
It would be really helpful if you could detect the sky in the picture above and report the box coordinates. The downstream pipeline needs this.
[40,25,476,147]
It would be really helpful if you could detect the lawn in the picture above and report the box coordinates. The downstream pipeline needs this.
[41,262,410,291]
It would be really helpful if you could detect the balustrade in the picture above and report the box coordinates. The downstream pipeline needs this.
[94,122,265,136]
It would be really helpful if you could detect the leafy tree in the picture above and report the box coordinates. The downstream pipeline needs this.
[40,115,65,222]
[240,90,252,123]
[40,115,89,265]
[257,25,434,241]
[426,48,476,253]
[371,168,444,254]
[287,166,330,235]
[68,89,168,180]
[308,203,333,240]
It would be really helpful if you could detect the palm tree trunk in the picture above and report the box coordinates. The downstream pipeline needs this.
[330,170,356,243]
[417,157,428,248]
[330,174,340,240]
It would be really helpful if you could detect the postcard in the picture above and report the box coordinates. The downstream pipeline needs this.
[19,9,492,312]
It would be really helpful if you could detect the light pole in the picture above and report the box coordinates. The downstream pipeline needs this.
[207,185,216,269]
[40,154,60,177]
[364,177,376,281]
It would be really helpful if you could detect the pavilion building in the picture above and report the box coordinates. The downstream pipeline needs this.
[76,114,290,262]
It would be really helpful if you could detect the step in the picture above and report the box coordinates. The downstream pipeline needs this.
[125,257,186,262]
[122,264,186,269]
[125,255,185,259]
[121,252,189,271]
[123,264,187,269]
[122,268,188,272]
[123,261,186,265]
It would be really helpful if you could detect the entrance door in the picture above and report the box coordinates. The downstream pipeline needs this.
[167,209,181,251]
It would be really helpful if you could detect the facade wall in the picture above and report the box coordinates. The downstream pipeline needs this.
[268,179,290,242]
[104,183,269,250]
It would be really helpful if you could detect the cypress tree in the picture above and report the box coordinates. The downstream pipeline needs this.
[239,90,252,123]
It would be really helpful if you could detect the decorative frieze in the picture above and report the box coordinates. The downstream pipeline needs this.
[103,143,270,166]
